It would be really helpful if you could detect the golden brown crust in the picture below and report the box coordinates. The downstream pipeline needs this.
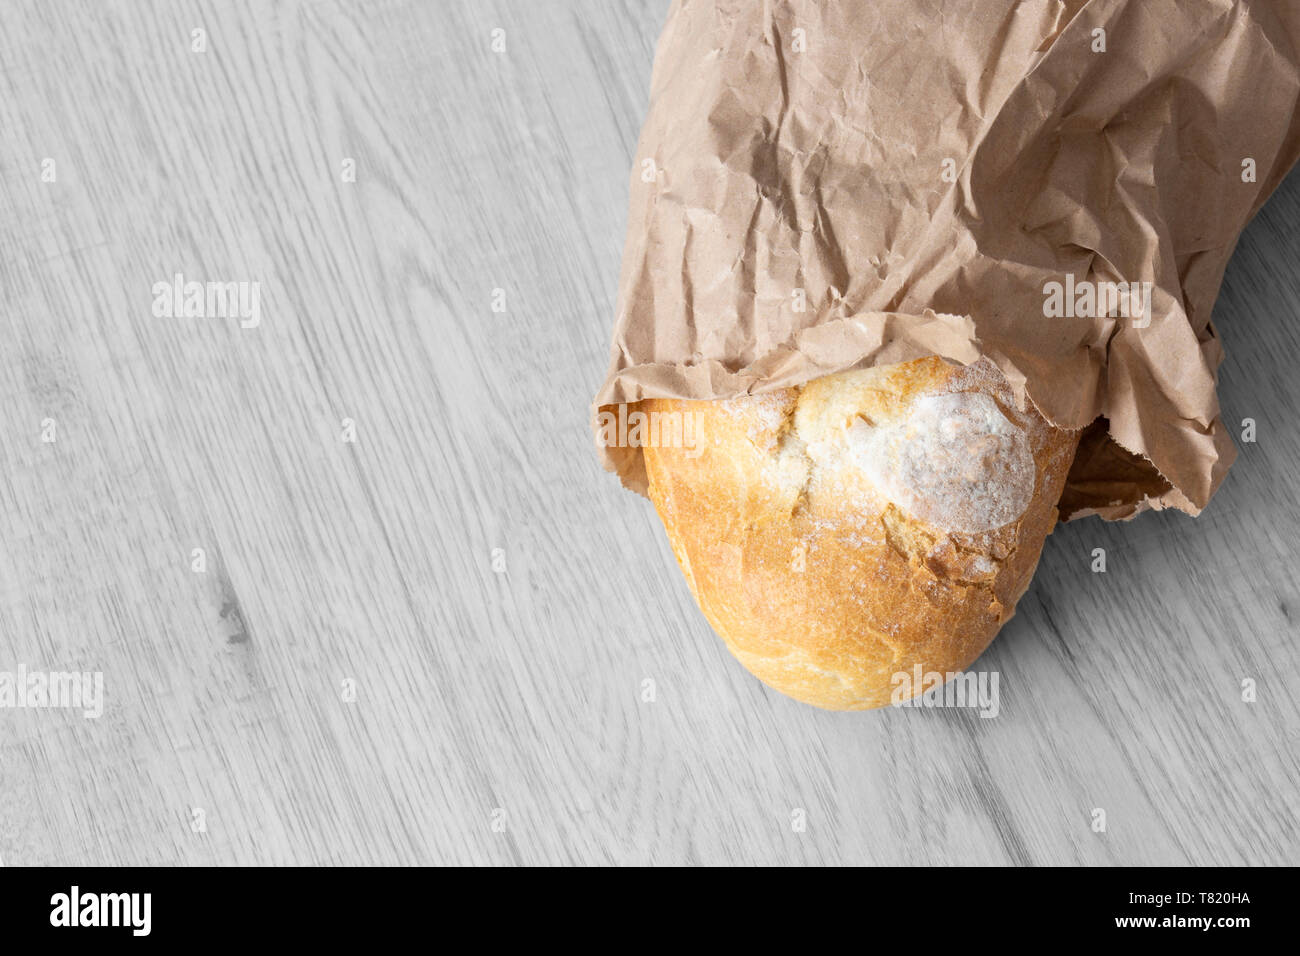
[642,357,1078,710]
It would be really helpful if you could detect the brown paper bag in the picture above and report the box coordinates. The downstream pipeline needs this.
[593,0,1300,520]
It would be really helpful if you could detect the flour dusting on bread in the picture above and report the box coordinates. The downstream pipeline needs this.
[848,392,1035,532]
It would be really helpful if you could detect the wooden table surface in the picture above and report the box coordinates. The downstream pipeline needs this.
[1,0,1296,866]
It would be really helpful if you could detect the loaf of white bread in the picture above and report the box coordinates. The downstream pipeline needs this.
[642,356,1079,710]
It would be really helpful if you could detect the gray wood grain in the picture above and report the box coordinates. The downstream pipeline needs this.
[0,0,1296,866]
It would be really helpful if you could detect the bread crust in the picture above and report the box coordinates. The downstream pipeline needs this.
[642,357,1078,710]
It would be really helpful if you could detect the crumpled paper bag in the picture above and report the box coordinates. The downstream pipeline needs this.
[593,0,1300,520]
